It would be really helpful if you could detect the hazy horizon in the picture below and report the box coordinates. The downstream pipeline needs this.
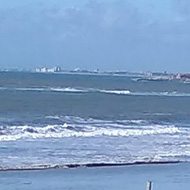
[0,0,190,72]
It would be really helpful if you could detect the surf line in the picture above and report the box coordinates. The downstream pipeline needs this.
[0,161,181,172]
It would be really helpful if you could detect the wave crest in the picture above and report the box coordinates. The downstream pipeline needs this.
[1,86,190,97]
[0,122,180,141]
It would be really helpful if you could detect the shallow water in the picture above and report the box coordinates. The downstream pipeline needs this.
[0,163,190,190]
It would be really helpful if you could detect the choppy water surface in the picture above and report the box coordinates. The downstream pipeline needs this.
[1,72,190,170]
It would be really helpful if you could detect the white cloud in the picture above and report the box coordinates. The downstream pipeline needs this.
[0,0,190,71]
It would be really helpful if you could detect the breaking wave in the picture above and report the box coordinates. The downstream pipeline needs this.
[0,122,180,141]
[0,116,189,170]
[0,86,190,97]
[0,87,88,93]
[0,161,181,171]
[100,90,131,95]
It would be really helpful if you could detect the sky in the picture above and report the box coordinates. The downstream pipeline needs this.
[0,0,190,72]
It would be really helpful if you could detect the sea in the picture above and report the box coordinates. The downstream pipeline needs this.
[1,163,190,190]
[0,71,190,170]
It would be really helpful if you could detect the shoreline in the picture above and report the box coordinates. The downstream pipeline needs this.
[1,161,189,190]
[0,160,181,172]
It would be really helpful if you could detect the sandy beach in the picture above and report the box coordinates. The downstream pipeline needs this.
[0,163,190,190]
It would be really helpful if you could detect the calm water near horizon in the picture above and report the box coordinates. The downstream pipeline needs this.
[1,71,190,169]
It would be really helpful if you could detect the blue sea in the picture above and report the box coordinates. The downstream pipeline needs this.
[0,71,190,170]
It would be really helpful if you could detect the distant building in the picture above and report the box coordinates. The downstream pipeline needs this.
[174,73,190,80]
[74,68,80,72]
[54,66,62,72]
[35,66,62,73]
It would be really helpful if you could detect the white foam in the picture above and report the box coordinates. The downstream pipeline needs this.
[50,87,87,93]
[0,123,181,141]
[1,86,190,97]
[132,91,190,97]
[101,90,131,95]
[119,120,147,124]
[0,87,88,93]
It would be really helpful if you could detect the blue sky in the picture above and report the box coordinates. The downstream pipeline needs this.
[0,0,190,72]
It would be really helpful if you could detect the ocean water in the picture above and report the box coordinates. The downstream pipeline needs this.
[1,71,190,170]
[0,163,190,190]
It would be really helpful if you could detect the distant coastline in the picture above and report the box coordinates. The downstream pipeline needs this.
[1,67,190,82]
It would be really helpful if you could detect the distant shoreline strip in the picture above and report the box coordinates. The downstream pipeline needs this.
[0,161,181,172]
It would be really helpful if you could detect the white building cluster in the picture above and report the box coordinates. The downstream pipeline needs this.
[35,66,62,73]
